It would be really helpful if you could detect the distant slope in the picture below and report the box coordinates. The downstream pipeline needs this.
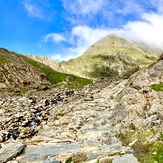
[27,55,62,72]
[0,48,92,91]
[59,34,158,78]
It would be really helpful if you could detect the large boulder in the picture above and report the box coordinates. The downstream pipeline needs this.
[0,143,25,163]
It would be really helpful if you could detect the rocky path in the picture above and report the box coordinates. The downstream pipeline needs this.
[0,78,141,163]
[18,79,137,163]
[1,54,163,163]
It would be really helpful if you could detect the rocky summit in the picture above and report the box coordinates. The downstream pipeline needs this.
[0,35,163,163]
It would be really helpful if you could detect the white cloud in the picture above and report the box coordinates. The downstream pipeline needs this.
[61,0,106,17]
[43,33,67,43]
[66,13,163,60]
[61,0,149,26]
[72,0,105,16]
[47,26,114,61]
[23,2,43,18]
[69,26,111,55]
[119,13,163,50]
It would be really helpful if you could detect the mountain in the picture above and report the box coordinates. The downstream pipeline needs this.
[26,34,159,79]
[59,34,158,78]
[0,48,92,92]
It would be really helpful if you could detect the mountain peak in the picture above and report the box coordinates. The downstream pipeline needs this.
[60,34,158,78]
[94,33,124,45]
[107,33,119,38]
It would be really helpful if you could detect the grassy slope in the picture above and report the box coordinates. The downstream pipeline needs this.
[60,35,158,78]
[23,57,92,88]
[118,130,163,163]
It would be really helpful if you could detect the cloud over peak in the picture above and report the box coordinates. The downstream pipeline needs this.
[120,13,163,50]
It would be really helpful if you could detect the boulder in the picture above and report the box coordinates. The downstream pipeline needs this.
[112,154,140,163]
[0,143,25,163]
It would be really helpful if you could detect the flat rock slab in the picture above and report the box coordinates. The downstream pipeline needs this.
[112,154,140,163]
[0,143,25,163]
[17,143,80,163]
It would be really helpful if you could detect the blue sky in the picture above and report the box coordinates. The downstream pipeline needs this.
[0,0,163,61]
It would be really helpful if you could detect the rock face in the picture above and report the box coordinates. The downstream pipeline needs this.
[0,48,51,90]
[0,48,92,92]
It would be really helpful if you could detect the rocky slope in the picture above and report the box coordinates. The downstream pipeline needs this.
[0,57,163,163]
[0,48,92,93]
[27,55,62,72]
[0,48,51,91]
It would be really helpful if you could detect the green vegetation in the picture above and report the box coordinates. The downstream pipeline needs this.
[65,157,72,163]
[0,47,92,90]
[24,57,70,84]
[0,55,10,65]
[60,35,158,79]
[134,141,163,163]
[24,57,92,88]
[117,130,163,163]
[151,83,163,91]
[0,49,11,65]
[54,113,67,120]
[96,159,100,163]
[17,89,27,95]
[89,64,118,78]
[123,66,140,78]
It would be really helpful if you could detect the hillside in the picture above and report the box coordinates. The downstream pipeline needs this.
[0,56,163,163]
[59,34,158,78]
[0,48,92,92]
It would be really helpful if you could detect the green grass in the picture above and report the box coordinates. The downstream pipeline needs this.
[65,157,72,163]
[0,53,10,65]
[117,130,163,163]
[24,57,92,88]
[60,46,157,78]
[151,83,163,91]
[134,141,163,163]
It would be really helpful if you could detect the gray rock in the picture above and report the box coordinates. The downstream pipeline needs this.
[0,143,25,163]
[17,143,80,163]
[110,104,127,126]
[112,154,140,163]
